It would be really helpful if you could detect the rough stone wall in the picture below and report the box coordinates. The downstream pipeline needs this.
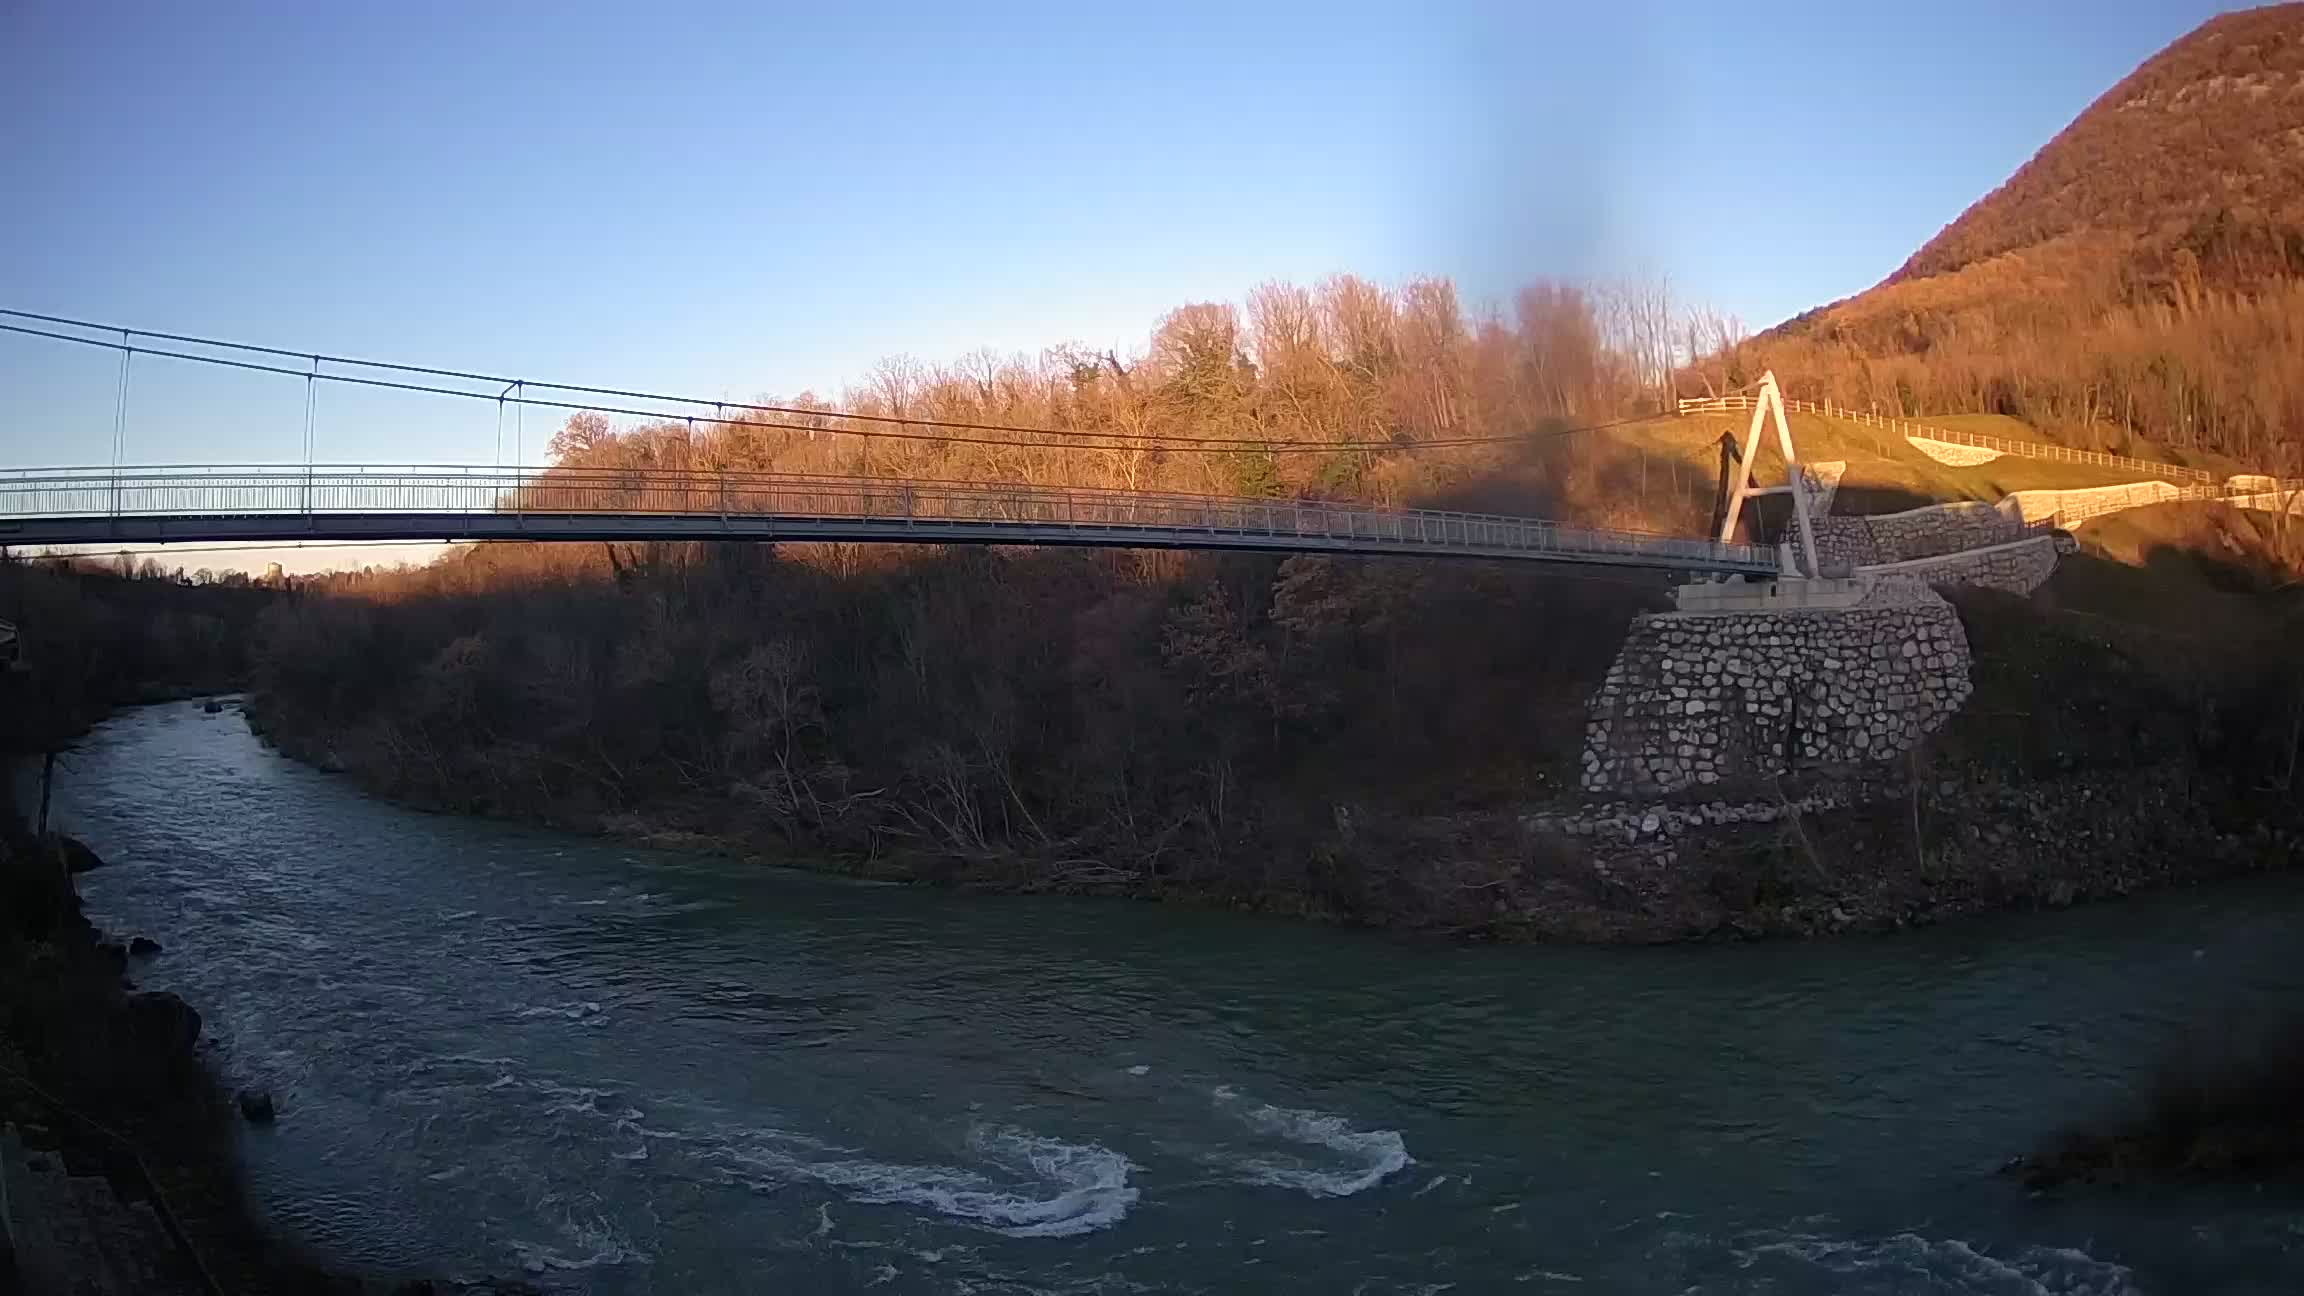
[1999,481,2191,525]
[1816,478,2287,567]
[1524,784,1868,846]
[1811,517,1884,567]
[1812,501,2025,567]
[1907,436,2002,466]
[1860,535,2061,596]
[1582,581,1972,797]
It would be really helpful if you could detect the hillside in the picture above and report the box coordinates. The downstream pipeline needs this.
[1732,5,2304,467]
[1894,3,2304,288]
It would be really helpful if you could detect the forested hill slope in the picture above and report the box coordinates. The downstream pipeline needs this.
[1892,3,2304,288]
[1733,5,2304,467]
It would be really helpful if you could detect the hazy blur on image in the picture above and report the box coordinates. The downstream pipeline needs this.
[6,3,2304,1293]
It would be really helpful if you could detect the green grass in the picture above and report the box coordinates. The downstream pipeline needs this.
[1617,410,2162,515]
[1917,413,2047,441]
[1920,412,2249,478]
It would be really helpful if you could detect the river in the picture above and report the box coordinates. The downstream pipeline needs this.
[36,699,2304,1293]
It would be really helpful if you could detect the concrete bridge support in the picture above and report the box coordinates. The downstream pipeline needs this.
[1716,371,1825,577]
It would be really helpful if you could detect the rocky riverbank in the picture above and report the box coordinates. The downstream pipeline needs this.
[0,820,540,1295]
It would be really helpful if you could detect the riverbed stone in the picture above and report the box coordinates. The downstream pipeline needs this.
[123,991,201,1057]
[238,1088,277,1124]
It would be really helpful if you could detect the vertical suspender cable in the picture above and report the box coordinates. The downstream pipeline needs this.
[496,379,519,514]
[494,396,506,513]
[110,331,131,520]
[302,356,318,518]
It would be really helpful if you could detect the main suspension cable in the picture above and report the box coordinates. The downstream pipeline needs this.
[1,309,1651,458]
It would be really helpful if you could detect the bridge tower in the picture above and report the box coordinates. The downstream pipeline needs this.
[1714,371,1823,578]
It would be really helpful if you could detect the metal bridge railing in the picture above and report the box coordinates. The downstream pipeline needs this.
[0,465,1779,573]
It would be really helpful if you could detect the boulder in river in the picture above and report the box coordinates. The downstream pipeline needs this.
[128,935,162,957]
[203,699,225,714]
[238,1088,278,1124]
[123,990,202,1057]
[55,837,104,874]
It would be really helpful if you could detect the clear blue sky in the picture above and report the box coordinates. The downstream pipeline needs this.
[0,0,2238,560]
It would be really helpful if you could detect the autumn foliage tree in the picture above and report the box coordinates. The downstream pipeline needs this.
[513,272,1683,517]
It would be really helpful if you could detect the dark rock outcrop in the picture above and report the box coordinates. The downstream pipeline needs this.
[57,837,104,874]
[121,991,201,1057]
[2009,1024,2304,1189]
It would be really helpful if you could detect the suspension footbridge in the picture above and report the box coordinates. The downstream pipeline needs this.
[0,310,1807,578]
[0,466,1778,574]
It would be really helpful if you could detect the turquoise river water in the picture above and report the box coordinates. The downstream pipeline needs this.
[43,700,2304,1293]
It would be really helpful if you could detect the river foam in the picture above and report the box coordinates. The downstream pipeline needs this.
[809,1126,1140,1238]
[1211,1086,1412,1198]
[416,1047,1141,1242]
[719,1123,1139,1239]
[1733,1230,2137,1295]
[505,1199,653,1276]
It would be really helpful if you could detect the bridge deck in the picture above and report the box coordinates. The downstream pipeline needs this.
[0,467,1778,575]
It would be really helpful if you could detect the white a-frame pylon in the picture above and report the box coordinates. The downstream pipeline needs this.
[1715,371,1822,577]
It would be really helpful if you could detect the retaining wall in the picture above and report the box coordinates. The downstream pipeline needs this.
[1582,579,1972,798]
[1813,501,2028,567]
[1818,480,2289,557]
[1858,534,2061,597]
[2228,488,2304,516]
[1998,481,2195,525]
[1907,437,2003,467]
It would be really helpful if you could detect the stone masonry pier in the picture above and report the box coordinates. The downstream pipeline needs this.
[1582,578,1973,798]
